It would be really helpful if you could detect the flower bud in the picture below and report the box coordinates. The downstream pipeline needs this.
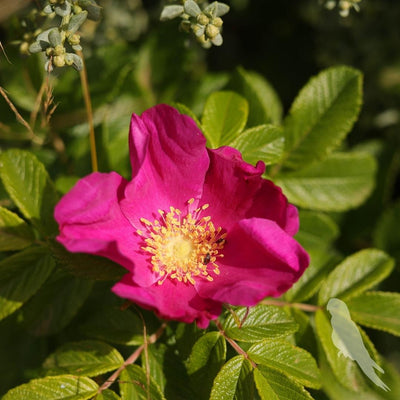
[54,44,65,56]
[197,13,209,26]
[68,33,80,45]
[206,24,219,39]
[53,55,66,67]
[212,17,223,28]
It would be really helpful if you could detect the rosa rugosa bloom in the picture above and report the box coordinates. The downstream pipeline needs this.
[55,104,309,328]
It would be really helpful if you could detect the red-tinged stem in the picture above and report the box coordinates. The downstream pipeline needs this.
[97,322,167,393]
[215,320,257,369]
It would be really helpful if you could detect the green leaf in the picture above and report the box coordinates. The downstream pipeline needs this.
[229,125,284,165]
[2,375,98,400]
[0,206,35,251]
[275,152,376,212]
[171,102,201,128]
[94,389,121,400]
[201,91,249,147]
[209,355,254,400]
[347,291,400,336]
[43,340,124,377]
[254,366,314,400]
[295,210,339,251]
[51,241,126,281]
[222,305,298,342]
[247,339,321,388]
[22,269,93,336]
[0,247,55,321]
[0,150,58,235]
[186,332,226,400]
[79,306,144,345]
[318,249,394,305]
[315,310,366,392]
[282,66,363,169]
[285,248,340,303]
[119,364,166,400]
[232,67,283,125]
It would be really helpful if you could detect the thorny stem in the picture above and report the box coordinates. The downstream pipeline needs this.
[215,320,257,369]
[261,298,322,312]
[77,50,98,172]
[97,322,167,394]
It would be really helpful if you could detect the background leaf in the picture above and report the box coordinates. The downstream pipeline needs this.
[222,305,298,342]
[21,269,93,336]
[43,340,124,377]
[201,91,248,147]
[2,375,98,400]
[79,306,144,345]
[0,150,59,236]
[0,207,35,251]
[347,291,400,336]
[231,67,283,126]
[0,247,55,321]
[209,355,254,400]
[275,152,377,212]
[318,249,394,305]
[282,66,363,169]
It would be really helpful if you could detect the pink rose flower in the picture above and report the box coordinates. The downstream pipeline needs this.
[55,104,309,328]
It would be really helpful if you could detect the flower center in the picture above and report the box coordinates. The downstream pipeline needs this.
[137,199,226,285]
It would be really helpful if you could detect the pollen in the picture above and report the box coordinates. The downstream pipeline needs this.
[137,199,226,285]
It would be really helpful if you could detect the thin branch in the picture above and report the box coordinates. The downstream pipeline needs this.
[0,41,11,64]
[97,322,167,394]
[261,298,322,312]
[0,86,43,144]
[215,320,257,369]
[77,50,98,172]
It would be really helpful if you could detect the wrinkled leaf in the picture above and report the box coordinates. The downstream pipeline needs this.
[283,66,363,169]
[2,375,98,400]
[187,332,226,400]
[223,305,298,342]
[119,364,166,400]
[318,249,394,305]
[348,291,400,336]
[275,152,376,212]
[43,340,124,377]
[254,366,314,400]
[210,356,254,400]
[248,339,321,388]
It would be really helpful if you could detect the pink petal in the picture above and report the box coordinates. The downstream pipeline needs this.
[54,172,138,271]
[121,105,210,227]
[201,147,298,234]
[196,218,309,305]
[112,274,222,328]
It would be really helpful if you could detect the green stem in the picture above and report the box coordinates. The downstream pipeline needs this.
[261,298,322,312]
[78,50,98,172]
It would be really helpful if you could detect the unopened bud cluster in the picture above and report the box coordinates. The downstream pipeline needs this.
[322,0,362,17]
[27,0,102,71]
[160,0,229,48]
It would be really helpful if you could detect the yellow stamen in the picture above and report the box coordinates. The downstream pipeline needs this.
[137,202,225,285]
